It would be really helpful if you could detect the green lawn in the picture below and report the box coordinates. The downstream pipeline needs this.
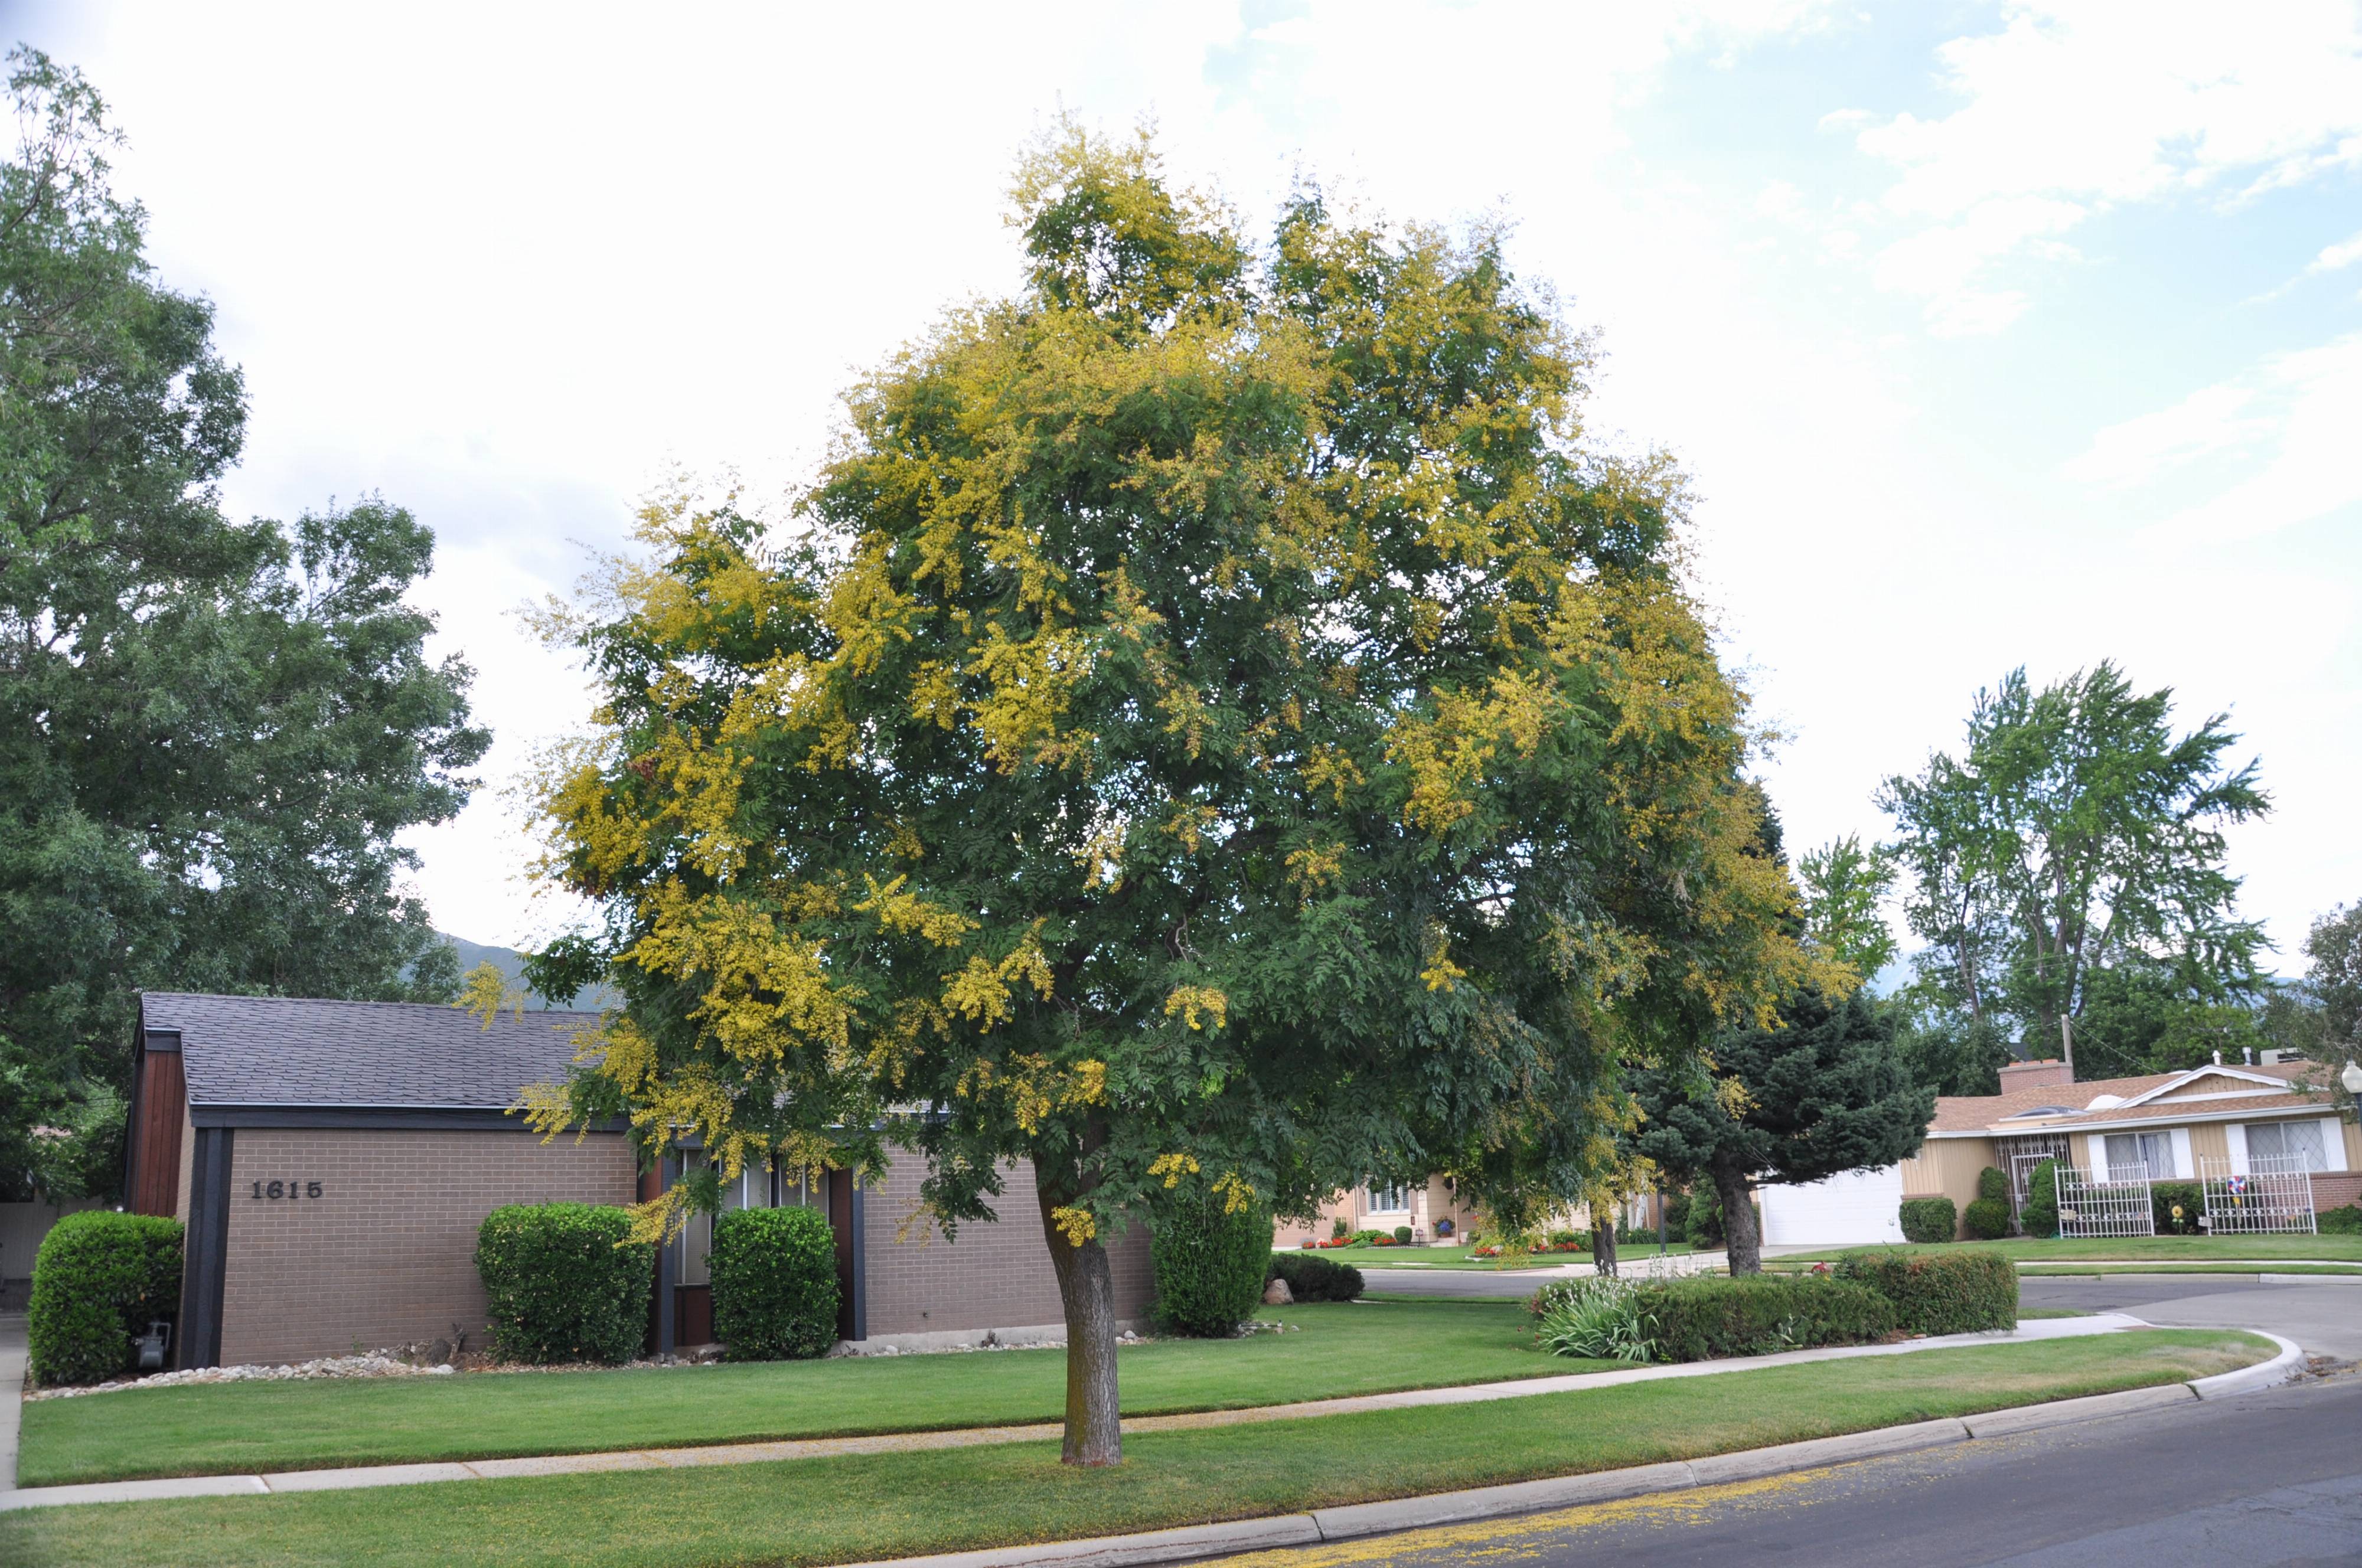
[1767,1235,2362,1268]
[21,1300,1588,1488]
[1286,1240,1699,1270]
[0,1330,2265,1568]
[2016,1262,2362,1278]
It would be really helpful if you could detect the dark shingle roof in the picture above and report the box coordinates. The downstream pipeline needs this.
[141,992,603,1109]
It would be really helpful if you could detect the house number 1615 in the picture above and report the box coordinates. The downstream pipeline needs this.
[250,1180,324,1200]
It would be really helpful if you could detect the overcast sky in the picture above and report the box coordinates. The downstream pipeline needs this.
[14,1,2362,969]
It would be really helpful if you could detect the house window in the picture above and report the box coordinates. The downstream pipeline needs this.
[1367,1183,1411,1214]
[2246,1120,2329,1172]
[2102,1132,2174,1178]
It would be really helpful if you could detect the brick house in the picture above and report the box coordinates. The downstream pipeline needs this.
[122,992,1150,1368]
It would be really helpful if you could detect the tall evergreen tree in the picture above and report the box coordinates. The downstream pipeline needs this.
[1633,984,1933,1273]
[0,51,487,1196]
[524,126,1815,1464]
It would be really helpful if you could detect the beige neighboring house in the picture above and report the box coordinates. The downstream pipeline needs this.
[1763,1053,2361,1246]
[1907,1056,2361,1224]
[1275,1176,1485,1247]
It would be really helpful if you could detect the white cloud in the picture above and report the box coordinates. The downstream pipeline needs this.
[2079,334,2362,541]
[2307,227,2362,275]
[1849,1,2362,331]
[2062,384,2268,488]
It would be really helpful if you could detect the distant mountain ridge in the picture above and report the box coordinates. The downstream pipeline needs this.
[438,933,612,1012]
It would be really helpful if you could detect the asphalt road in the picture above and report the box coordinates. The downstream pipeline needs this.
[1225,1374,2362,1568]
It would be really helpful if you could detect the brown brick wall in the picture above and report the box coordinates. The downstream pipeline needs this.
[862,1157,1153,1337]
[2311,1171,2362,1213]
[218,1128,636,1366]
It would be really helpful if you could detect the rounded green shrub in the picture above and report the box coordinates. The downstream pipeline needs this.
[1267,1250,1363,1302]
[1962,1196,2011,1240]
[1639,1275,1894,1362]
[710,1206,840,1360]
[2317,1204,2362,1236]
[2020,1159,2059,1239]
[1976,1166,2009,1204]
[476,1203,655,1365]
[1151,1190,1273,1335]
[1898,1196,1958,1244]
[1392,1224,1414,1244]
[27,1211,184,1386]
[1835,1247,2017,1334]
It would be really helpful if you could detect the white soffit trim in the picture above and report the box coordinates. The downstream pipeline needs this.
[2115,1066,2294,1110]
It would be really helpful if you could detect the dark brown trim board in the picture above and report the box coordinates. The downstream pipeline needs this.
[179,1126,234,1369]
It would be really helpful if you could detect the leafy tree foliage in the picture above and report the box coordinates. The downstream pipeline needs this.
[2305,902,2362,1055]
[0,51,485,1197]
[524,126,1814,1464]
[1879,662,2268,1076]
[1633,984,1933,1275]
[1797,834,1897,984]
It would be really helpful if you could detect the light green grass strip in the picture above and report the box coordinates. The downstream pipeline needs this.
[21,1300,1589,1489]
[0,1330,2266,1568]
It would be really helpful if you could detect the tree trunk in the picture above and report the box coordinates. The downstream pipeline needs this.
[1037,1187,1122,1466]
[1715,1158,1761,1276]
[1593,1213,1617,1278]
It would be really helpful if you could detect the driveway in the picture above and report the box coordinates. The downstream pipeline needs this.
[2020,1274,2362,1361]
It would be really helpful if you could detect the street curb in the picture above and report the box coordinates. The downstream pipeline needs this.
[1959,1382,2194,1438]
[2187,1333,2303,1400]
[834,1361,2299,1568]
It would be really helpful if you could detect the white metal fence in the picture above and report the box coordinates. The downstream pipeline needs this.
[2200,1155,2317,1235]
[2054,1164,2157,1239]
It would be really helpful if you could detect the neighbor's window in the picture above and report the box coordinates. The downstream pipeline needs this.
[1367,1183,1411,1214]
[2246,1120,2329,1172]
[2102,1132,2174,1178]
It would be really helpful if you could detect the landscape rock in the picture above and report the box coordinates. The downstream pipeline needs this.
[1264,1278,1293,1306]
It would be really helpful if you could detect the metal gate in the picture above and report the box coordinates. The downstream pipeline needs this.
[2002,1136,2074,1231]
[2200,1156,2317,1235]
[2054,1164,2156,1239]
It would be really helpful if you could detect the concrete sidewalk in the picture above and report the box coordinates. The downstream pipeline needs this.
[0,1313,2188,1511]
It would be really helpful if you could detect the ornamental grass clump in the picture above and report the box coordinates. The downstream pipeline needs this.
[1531,1276,1657,1363]
[710,1206,840,1360]
[27,1211,182,1386]
[476,1203,655,1365]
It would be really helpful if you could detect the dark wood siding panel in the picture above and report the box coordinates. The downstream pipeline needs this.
[130,1050,187,1218]
[674,1283,713,1348]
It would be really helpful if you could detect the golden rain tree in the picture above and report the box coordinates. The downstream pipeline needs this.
[523,126,1813,1466]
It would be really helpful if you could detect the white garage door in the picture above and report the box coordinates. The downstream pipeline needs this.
[1759,1165,1906,1247]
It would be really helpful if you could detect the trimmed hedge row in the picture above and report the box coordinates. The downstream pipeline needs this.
[1642,1275,1896,1361]
[2318,1203,2362,1236]
[1898,1196,1957,1244]
[1835,1247,2017,1334]
[27,1211,184,1386]
[1153,1192,1273,1337]
[710,1206,839,1360]
[1267,1251,1363,1302]
[476,1203,655,1365]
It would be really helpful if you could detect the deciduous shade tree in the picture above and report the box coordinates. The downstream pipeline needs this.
[1797,835,1898,985]
[1878,662,2268,1077]
[521,126,1814,1465]
[1633,985,1934,1275]
[0,51,487,1197]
